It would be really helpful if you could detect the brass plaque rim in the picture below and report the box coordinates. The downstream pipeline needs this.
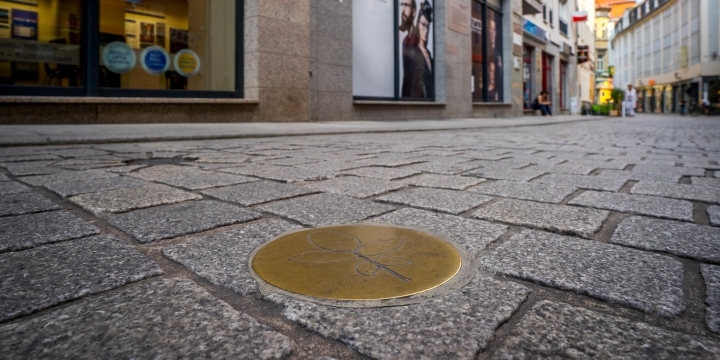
[249,223,477,307]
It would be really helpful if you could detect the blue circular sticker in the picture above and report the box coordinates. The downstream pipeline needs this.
[102,41,136,74]
[140,46,170,75]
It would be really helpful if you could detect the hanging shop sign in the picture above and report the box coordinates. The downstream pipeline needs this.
[577,45,589,64]
[173,49,201,77]
[102,41,136,74]
[140,45,169,75]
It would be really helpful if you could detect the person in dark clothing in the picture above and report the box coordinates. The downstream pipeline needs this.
[531,91,552,116]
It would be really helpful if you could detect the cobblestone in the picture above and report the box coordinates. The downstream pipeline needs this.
[473,199,609,238]
[494,300,720,358]
[0,181,32,195]
[201,180,317,206]
[0,235,161,322]
[611,216,720,263]
[0,192,61,217]
[482,230,686,316]
[266,274,529,360]
[701,264,720,334]
[43,176,149,198]
[535,173,628,191]
[376,187,493,215]
[464,168,547,181]
[597,169,683,183]
[108,200,261,243]
[0,278,293,359]
[69,183,202,215]
[0,210,99,252]
[258,193,394,226]
[300,176,405,198]
[163,219,301,295]
[398,173,486,190]
[469,180,576,203]
[569,191,694,221]
[129,164,258,190]
[692,177,720,188]
[372,208,507,254]
[630,180,720,204]
[341,166,421,180]
[19,169,117,186]
[710,206,720,226]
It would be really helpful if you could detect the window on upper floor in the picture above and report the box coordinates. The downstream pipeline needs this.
[598,57,604,70]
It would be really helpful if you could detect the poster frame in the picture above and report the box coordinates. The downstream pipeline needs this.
[353,0,436,102]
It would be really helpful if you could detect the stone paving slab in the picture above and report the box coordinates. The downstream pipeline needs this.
[598,169,683,183]
[632,164,706,176]
[108,200,261,244]
[692,177,720,188]
[0,181,32,195]
[630,180,720,204]
[402,161,484,175]
[371,208,507,255]
[0,173,8,181]
[129,165,259,190]
[258,193,395,227]
[202,180,317,206]
[611,216,720,263]
[494,300,720,358]
[19,169,118,186]
[0,235,161,322]
[701,264,720,334]
[222,164,333,182]
[340,166,421,180]
[524,163,599,175]
[397,173,485,190]
[710,206,720,227]
[0,192,61,217]
[0,210,99,252]
[163,219,301,295]
[0,278,293,359]
[469,180,577,203]
[464,168,547,181]
[481,230,686,316]
[0,161,61,176]
[535,173,628,191]
[569,191,694,221]
[69,183,202,215]
[300,176,405,199]
[473,199,609,238]
[265,274,529,360]
[376,187,493,215]
[43,176,149,198]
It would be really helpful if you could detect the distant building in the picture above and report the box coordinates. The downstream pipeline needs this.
[611,0,720,113]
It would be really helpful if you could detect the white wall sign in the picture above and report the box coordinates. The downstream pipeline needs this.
[102,41,136,74]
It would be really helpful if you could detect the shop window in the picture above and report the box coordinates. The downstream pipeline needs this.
[559,60,567,108]
[352,0,435,101]
[471,0,503,103]
[0,0,243,98]
[523,46,533,109]
[0,0,82,90]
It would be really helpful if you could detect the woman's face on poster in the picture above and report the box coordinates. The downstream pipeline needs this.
[488,62,495,89]
[419,15,430,45]
[489,18,496,49]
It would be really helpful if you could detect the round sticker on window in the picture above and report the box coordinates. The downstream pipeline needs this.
[102,41,136,74]
[173,49,201,77]
[140,46,170,75]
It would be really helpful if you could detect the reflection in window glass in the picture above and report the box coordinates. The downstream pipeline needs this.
[99,0,234,91]
[0,0,82,87]
[471,1,483,102]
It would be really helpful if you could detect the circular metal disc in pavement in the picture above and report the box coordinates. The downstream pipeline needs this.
[252,224,462,301]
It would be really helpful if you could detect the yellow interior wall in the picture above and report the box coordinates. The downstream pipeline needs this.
[0,0,81,84]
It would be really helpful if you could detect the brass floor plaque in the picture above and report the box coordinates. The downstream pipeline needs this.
[252,224,462,300]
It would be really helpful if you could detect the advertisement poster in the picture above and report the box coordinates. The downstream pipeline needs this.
[352,0,394,98]
[398,0,434,99]
[0,8,9,39]
[486,8,502,102]
[156,23,166,47]
[470,2,482,101]
[11,9,37,40]
[169,27,188,53]
[577,45,589,64]
[140,22,154,46]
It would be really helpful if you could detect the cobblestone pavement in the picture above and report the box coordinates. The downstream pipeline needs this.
[1,116,720,359]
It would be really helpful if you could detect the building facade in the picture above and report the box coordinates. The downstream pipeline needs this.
[0,0,557,123]
[611,0,720,113]
[577,0,596,105]
[520,0,578,115]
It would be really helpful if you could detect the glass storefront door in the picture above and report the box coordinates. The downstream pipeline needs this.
[523,45,532,109]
